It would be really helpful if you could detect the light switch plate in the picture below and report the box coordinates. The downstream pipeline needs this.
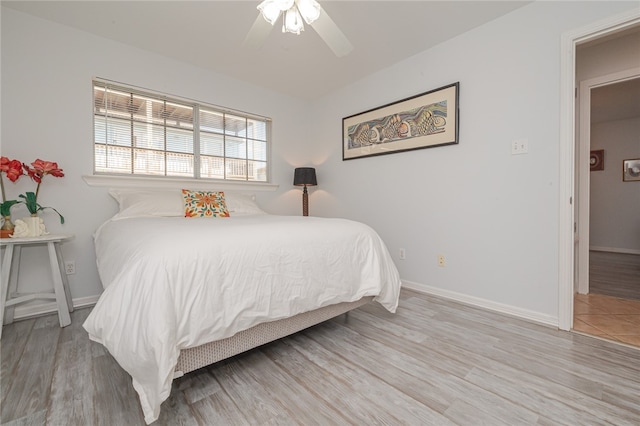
[512,139,529,155]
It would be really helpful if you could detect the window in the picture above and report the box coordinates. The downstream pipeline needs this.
[93,79,270,182]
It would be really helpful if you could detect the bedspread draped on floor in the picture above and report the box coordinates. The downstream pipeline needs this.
[83,215,401,423]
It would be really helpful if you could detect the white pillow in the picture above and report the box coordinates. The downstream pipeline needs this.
[224,192,267,216]
[108,188,183,219]
[108,188,266,219]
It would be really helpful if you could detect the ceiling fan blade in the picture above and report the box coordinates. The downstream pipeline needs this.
[243,14,274,49]
[311,8,353,57]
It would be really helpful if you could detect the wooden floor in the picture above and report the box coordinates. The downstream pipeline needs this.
[2,289,640,425]
[590,251,640,301]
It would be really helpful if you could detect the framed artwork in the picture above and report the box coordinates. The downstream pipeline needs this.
[342,82,459,160]
[590,149,604,171]
[623,158,640,182]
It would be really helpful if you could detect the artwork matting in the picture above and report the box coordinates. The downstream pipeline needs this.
[342,82,459,160]
[623,158,640,182]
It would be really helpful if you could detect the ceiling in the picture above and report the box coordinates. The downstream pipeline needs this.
[3,0,533,100]
[5,0,638,120]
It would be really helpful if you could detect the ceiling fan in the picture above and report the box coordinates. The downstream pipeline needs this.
[243,0,354,57]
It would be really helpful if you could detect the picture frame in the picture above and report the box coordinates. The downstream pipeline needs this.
[342,82,459,160]
[590,149,604,171]
[622,158,640,182]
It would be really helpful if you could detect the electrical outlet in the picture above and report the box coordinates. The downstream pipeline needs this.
[399,248,406,260]
[437,254,445,267]
[64,260,76,275]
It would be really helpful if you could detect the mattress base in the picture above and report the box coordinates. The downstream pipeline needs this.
[175,296,373,374]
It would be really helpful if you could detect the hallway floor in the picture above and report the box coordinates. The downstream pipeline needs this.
[574,293,640,347]
[589,251,640,301]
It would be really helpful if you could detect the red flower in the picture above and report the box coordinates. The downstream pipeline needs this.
[0,157,24,183]
[23,159,64,184]
[24,165,42,183]
[1,156,25,213]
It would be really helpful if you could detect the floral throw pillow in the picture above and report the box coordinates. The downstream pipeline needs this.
[182,190,230,218]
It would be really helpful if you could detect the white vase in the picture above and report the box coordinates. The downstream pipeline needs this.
[23,215,47,237]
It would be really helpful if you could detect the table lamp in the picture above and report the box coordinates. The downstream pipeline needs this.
[293,167,317,216]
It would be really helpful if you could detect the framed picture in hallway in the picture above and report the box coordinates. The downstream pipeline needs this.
[590,149,604,171]
[342,82,459,160]
[622,158,640,182]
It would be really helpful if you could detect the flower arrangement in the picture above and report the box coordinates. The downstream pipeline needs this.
[0,157,24,217]
[0,157,65,237]
[20,159,65,224]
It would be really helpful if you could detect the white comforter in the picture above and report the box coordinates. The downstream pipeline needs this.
[83,215,401,424]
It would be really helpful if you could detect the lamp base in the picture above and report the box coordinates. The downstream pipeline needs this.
[302,186,309,216]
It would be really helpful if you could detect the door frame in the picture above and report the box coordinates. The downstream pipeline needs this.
[576,69,640,296]
[558,9,640,331]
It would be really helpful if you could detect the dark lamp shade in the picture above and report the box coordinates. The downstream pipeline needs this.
[293,167,317,186]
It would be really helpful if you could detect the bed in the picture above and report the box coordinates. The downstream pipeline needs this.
[83,189,401,424]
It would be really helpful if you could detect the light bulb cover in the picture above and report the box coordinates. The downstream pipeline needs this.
[275,0,295,11]
[282,6,304,34]
[296,0,321,24]
[257,0,282,25]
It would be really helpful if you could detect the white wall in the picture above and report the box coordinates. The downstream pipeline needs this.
[577,29,640,82]
[1,7,309,306]
[2,1,638,325]
[307,1,638,324]
[590,116,640,251]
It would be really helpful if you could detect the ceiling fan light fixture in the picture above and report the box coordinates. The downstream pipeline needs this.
[248,0,353,57]
[258,0,321,34]
[296,0,321,24]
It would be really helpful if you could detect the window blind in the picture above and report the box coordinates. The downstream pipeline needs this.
[93,79,270,182]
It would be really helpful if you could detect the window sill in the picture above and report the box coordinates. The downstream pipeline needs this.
[82,175,279,192]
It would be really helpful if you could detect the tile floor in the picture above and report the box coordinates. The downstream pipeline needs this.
[574,293,640,347]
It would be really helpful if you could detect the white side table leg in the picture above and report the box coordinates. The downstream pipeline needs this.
[4,245,22,324]
[47,242,71,327]
[1,244,15,339]
[54,242,73,312]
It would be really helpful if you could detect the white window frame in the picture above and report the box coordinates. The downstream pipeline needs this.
[91,78,272,187]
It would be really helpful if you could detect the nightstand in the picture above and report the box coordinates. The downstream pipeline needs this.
[0,234,74,339]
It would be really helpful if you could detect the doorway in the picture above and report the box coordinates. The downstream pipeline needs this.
[576,71,640,297]
[572,59,640,347]
[558,10,640,332]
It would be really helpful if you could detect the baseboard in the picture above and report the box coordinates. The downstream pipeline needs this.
[12,295,100,321]
[401,280,558,328]
[13,283,560,328]
[590,246,640,255]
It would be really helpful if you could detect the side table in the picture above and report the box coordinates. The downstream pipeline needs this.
[0,234,74,339]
